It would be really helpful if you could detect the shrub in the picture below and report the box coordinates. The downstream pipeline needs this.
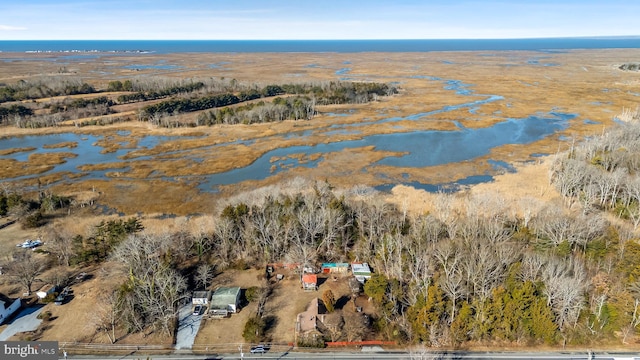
[297,335,326,348]
[41,293,58,304]
[37,311,52,321]
[245,286,261,302]
[22,211,44,229]
[242,316,265,343]
[322,289,336,313]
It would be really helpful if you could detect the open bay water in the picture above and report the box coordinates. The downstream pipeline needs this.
[1,37,640,53]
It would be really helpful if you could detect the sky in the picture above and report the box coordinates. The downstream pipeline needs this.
[1,0,639,40]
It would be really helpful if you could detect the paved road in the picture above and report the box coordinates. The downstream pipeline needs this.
[58,350,639,360]
[175,304,204,350]
[0,305,44,341]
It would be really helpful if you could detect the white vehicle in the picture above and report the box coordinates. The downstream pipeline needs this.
[250,345,269,354]
[17,239,42,249]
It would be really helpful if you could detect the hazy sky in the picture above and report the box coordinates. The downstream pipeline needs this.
[1,0,638,40]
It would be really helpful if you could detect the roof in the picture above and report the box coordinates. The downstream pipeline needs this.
[210,287,241,309]
[192,291,210,299]
[321,263,349,268]
[302,274,317,284]
[297,298,319,333]
[351,262,371,275]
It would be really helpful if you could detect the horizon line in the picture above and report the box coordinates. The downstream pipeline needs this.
[2,35,640,41]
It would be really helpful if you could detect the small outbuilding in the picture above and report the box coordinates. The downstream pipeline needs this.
[321,263,349,274]
[36,284,57,299]
[192,291,211,305]
[209,287,241,317]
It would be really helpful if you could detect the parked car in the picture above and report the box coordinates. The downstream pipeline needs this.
[54,294,65,305]
[54,287,71,305]
[250,345,269,354]
[75,272,87,281]
[193,304,204,316]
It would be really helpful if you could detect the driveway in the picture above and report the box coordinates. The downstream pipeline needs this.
[0,305,44,341]
[175,303,203,350]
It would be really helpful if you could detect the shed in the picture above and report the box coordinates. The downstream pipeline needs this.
[192,290,211,305]
[36,284,57,299]
[321,263,349,274]
[209,287,241,317]
[351,262,372,284]
[302,274,317,291]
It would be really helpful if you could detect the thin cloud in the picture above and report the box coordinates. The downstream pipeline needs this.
[0,25,27,31]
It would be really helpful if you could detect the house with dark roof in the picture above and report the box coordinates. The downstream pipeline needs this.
[209,287,241,317]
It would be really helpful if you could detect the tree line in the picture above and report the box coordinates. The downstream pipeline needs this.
[114,81,206,104]
[194,180,625,346]
[0,76,397,128]
[0,104,33,122]
[203,96,316,124]
[139,81,396,126]
[0,77,95,103]
[550,107,640,228]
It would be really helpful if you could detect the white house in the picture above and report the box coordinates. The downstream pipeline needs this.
[0,297,21,325]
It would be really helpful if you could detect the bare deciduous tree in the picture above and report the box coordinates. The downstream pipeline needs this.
[542,257,589,331]
[42,225,76,266]
[343,310,368,342]
[89,289,122,344]
[110,233,187,336]
[3,251,46,296]
[520,252,546,282]
[195,262,214,290]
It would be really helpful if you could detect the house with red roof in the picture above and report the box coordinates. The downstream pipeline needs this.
[302,274,317,291]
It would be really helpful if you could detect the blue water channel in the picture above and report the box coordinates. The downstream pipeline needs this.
[195,111,573,191]
[0,76,575,193]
